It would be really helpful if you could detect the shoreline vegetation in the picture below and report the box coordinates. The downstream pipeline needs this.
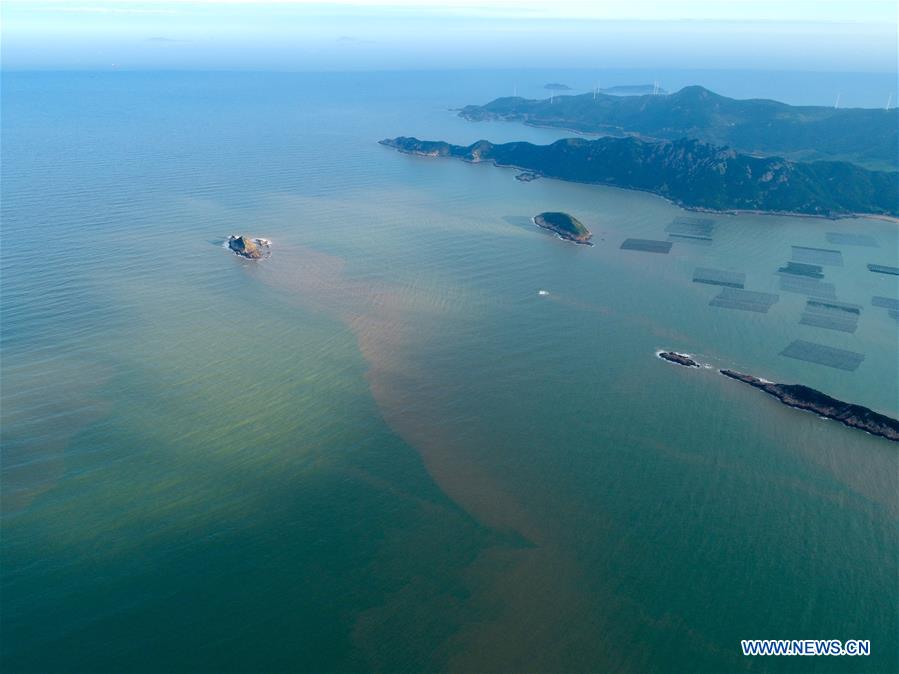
[379,137,898,218]
[533,212,593,245]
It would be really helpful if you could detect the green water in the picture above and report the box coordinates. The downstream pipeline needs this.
[2,72,897,673]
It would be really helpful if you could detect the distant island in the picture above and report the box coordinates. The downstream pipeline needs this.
[533,212,592,245]
[602,84,667,96]
[459,85,899,170]
[544,83,571,91]
[720,370,899,442]
[379,136,898,217]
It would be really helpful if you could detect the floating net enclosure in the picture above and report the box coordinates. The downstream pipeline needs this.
[778,276,837,299]
[692,267,745,288]
[867,264,899,275]
[709,288,779,313]
[799,313,859,332]
[799,299,862,333]
[791,246,844,266]
[806,299,862,315]
[826,232,879,247]
[777,261,825,279]
[872,296,899,310]
[620,238,672,253]
[780,340,865,371]
[665,217,715,241]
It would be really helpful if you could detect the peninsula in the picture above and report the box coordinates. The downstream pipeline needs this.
[458,85,899,170]
[533,212,592,244]
[379,136,898,217]
[720,370,899,442]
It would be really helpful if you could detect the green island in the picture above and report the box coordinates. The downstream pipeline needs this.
[459,85,899,171]
[533,212,593,244]
[379,136,898,217]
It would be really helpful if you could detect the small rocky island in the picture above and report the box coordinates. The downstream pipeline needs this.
[515,171,540,182]
[658,351,700,367]
[533,212,593,245]
[720,370,899,442]
[227,235,271,260]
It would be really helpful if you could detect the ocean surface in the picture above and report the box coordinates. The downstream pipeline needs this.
[2,70,897,673]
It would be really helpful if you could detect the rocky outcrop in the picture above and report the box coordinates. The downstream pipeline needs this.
[658,351,700,367]
[720,370,899,442]
[227,235,267,260]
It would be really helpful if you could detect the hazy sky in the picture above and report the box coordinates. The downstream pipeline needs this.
[2,0,897,71]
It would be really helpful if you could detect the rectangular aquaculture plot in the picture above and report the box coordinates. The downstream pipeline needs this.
[867,264,899,275]
[800,299,861,333]
[777,261,825,279]
[778,276,837,299]
[620,239,673,253]
[799,313,859,333]
[872,296,899,310]
[692,267,745,288]
[780,340,865,371]
[665,217,716,240]
[805,299,862,315]
[709,288,779,313]
[790,246,844,266]
[826,232,878,247]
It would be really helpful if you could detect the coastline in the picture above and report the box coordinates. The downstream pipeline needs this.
[719,370,899,443]
[383,141,892,222]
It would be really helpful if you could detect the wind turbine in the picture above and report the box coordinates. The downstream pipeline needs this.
[886,93,892,110]
[834,92,841,109]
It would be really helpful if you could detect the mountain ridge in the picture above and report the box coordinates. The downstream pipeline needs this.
[380,135,899,217]
[458,86,899,171]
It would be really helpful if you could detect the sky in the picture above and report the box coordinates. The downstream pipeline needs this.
[2,0,897,71]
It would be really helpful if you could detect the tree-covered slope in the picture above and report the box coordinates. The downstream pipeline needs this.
[459,86,899,171]
[380,136,898,217]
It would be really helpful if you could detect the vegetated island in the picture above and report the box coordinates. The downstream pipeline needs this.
[720,370,899,442]
[658,351,700,367]
[602,84,667,96]
[378,136,898,217]
[533,212,593,245]
[227,235,271,260]
[458,85,899,170]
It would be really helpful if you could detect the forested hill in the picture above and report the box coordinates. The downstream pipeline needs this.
[380,135,899,217]
[458,86,898,171]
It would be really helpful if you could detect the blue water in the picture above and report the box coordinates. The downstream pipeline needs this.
[2,70,897,673]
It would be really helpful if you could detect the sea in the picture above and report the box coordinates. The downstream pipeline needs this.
[2,69,897,673]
